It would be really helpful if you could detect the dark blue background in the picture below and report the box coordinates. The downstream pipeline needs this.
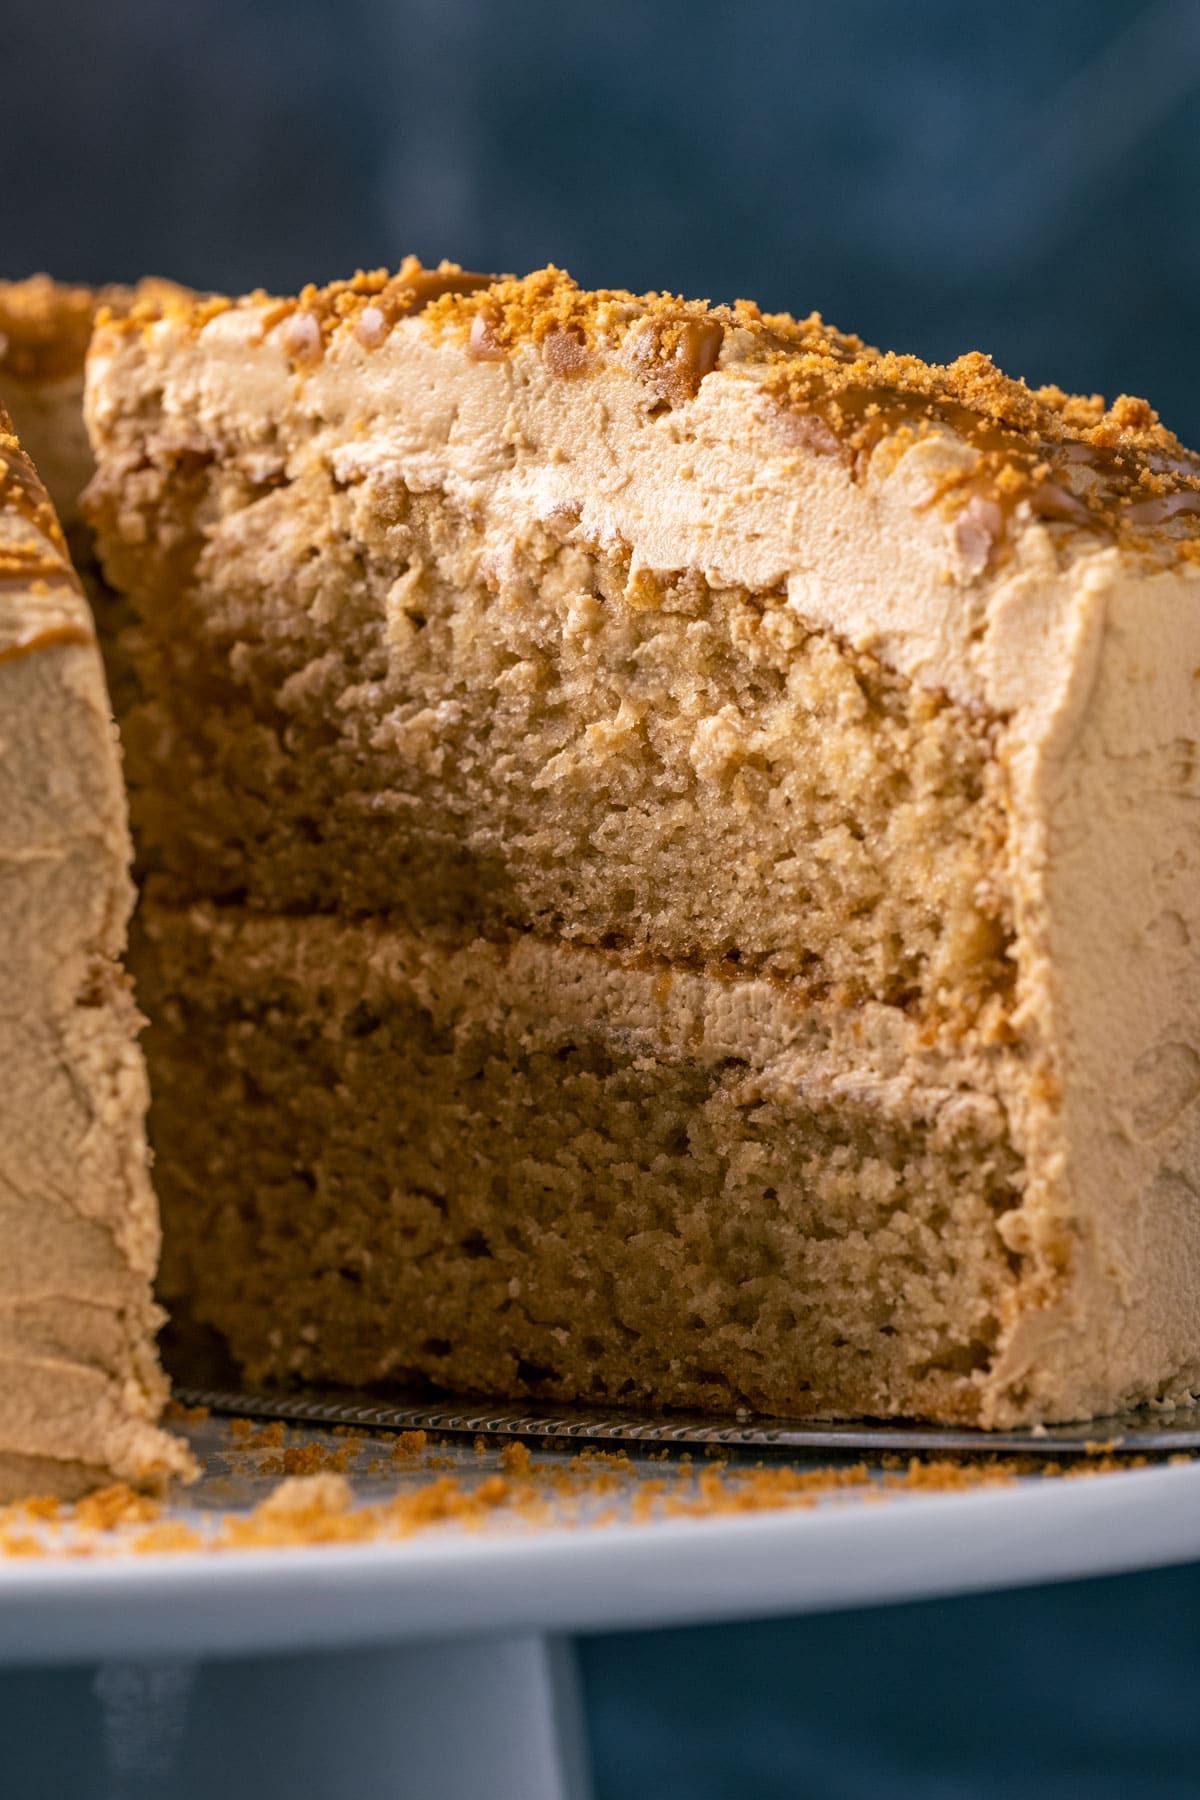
[5,2,1200,1792]
[9,0,1200,440]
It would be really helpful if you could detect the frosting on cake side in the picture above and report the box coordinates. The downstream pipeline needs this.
[0,408,192,1495]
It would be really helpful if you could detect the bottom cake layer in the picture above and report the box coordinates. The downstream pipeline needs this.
[137,902,1026,1425]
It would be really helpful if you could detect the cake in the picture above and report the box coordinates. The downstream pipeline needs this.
[7,263,1200,1431]
[0,275,192,722]
[0,401,190,1496]
[0,276,196,542]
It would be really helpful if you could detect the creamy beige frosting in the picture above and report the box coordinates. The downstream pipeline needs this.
[81,272,1200,1425]
[0,411,191,1496]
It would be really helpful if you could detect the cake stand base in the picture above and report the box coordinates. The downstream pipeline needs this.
[8,1635,592,1800]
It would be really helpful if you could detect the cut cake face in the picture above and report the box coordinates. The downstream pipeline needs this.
[0,399,190,1496]
[8,261,1200,1428]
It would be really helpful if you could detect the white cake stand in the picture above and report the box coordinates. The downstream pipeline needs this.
[3,1418,1199,1799]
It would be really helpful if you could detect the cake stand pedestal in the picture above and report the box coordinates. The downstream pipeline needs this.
[4,1423,1200,1798]
[25,1635,590,1800]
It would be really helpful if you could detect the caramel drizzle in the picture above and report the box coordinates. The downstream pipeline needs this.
[265,263,497,366]
[470,304,726,401]
[0,432,69,551]
[0,623,94,665]
[138,259,1200,560]
[776,374,1200,561]
[388,268,493,319]
[628,316,726,408]
[0,423,78,601]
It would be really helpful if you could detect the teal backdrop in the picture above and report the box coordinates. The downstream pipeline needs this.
[3,3,1200,1794]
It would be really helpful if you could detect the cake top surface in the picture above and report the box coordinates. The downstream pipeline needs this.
[0,274,190,384]
[99,257,1200,562]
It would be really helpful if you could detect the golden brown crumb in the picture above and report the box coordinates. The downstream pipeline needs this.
[0,1532,45,1558]
[258,1472,353,1519]
[473,1475,511,1507]
[392,1429,429,1460]
[131,1521,207,1556]
[281,1443,352,1478]
[18,1495,61,1522]
[1059,1454,1155,1480]
[163,1399,210,1425]
[569,1449,635,1474]
[225,1420,288,1453]
[0,1444,1187,1561]
[74,1484,162,1533]
[220,1473,368,1549]
[250,1421,286,1449]
[0,273,192,381]
[882,1457,1016,1493]
[93,258,1200,569]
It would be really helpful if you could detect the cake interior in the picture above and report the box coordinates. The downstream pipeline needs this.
[140,910,1023,1422]
[104,475,1011,1013]
[76,417,1035,1427]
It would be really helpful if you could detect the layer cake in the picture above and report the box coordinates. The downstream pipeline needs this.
[9,262,1200,1429]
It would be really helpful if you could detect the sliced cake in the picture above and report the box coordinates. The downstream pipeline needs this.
[0,404,190,1496]
[0,275,190,539]
[10,260,1200,1429]
[0,277,99,544]
[0,275,192,726]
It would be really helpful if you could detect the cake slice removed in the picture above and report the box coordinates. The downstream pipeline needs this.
[0,407,191,1497]
[74,262,1200,1426]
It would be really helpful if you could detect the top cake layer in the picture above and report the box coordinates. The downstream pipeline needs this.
[81,263,1048,1016]
[84,259,1200,732]
[95,257,1200,564]
[80,261,1200,1015]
